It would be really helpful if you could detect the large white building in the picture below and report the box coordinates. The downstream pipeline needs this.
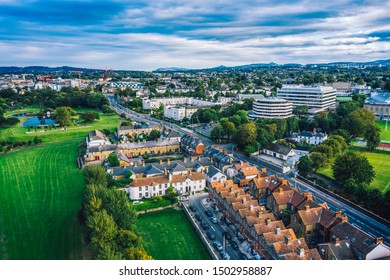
[164,106,200,121]
[277,85,337,112]
[249,98,293,120]
[143,97,218,110]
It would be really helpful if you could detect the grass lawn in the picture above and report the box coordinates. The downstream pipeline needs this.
[136,208,211,260]
[0,108,121,144]
[375,121,390,142]
[317,146,390,192]
[0,140,85,259]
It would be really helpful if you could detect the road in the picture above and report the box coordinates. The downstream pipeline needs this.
[107,95,390,246]
[186,193,254,260]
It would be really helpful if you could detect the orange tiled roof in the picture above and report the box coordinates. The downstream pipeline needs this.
[241,166,260,177]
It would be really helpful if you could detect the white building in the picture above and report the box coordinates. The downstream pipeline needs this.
[86,130,111,147]
[249,98,293,120]
[277,85,337,112]
[205,166,227,183]
[164,106,187,121]
[142,97,219,110]
[293,130,328,145]
[127,171,206,199]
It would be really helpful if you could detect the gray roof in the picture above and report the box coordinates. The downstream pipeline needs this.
[366,93,390,104]
[298,131,326,138]
[264,143,292,156]
[206,165,223,178]
[319,240,355,260]
[88,130,107,141]
[170,163,187,173]
[180,134,205,149]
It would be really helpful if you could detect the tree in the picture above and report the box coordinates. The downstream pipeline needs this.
[222,122,236,140]
[310,152,327,171]
[341,108,375,137]
[336,101,360,118]
[164,185,178,203]
[83,165,111,187]
[149,129,161,140]
[54,106,73,127]
[211,124,224,142]
[236,110,248,124]
[332,151,375,185]
[352,94,366,107]
[33,136,42,145]
[123,247,153,260]
[297,155,313,177]
[86,209,118,250]
[102,104,115,114]
[108,153,120,167]
[364,122,381,151]
[228,115,241,127]
[332,129,351,143]
[293,105,308,118]
[80,112,100,123]
[235,122,257,148]
[96,244,124,260]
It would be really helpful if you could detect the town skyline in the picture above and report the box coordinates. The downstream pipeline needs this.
[1,0,389,70]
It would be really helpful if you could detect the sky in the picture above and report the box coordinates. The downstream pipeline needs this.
[0,0,389,70]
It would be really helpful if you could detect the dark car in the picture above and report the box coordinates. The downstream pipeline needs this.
[189,205,197,212]
[206,231,216,240]
[205,210,213,217]
[202,222,210,231]
[229,241,239,250]
[195,214,202,221]
[222,232,232,241]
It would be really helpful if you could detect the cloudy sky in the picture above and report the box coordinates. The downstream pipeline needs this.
[0,0,389,70]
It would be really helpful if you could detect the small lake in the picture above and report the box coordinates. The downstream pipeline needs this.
[23,116,57,127]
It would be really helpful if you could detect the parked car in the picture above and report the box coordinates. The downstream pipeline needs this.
[195,214,202,221]
[210,216,218,224]
[229,241,239,250]
[211,204,219,213]
[250,248,261,260]
[189,205,197,212]
[222,232,232,241]
[220,250,230,260]
[132,201,144,205]
[205,210,213,217]
[180,196,189,202]
[206,231,216,240]
[236,231,244,242]
[213,241,223,252]
[202,222,210,231]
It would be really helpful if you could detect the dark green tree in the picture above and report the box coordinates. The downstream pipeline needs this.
[297,155,313,177]
[108,153,120,167]
[364,122,381,151]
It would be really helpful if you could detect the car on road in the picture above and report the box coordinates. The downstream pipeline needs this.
[210,216,218,224]
[189,205,197,212]
[229,241,239,250]
[213,241,223,252]
[222,232,232,241]
[179,196,189,202]
[220,250,230,260]
[236,231,245,242]
[202,222,210,231]
[206,231,216,240]
[205,210,213,217]
[195,214,203,221]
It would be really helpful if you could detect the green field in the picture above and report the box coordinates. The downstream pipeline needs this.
[317,146,390,192]
[136,208,211,260]
[0,141,85,259]
[375,121,390,142]
[0,108,120,143]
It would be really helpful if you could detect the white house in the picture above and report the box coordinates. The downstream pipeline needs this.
[127,171,205,199]
[263,143,296,161]
[86,130,111,147]
[205,166,227,183]
[294,130,327,145]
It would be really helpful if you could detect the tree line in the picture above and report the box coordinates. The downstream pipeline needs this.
[82,165,152,260]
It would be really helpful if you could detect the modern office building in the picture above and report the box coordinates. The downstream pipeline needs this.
[277,85,337,112]
[249,98,293,120]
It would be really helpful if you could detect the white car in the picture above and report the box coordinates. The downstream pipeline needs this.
[180,196,189,202]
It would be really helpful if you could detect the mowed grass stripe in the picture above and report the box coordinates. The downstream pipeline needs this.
[137,208,211,260]
[0,141,84,259]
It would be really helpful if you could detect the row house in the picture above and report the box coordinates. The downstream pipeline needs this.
[180,134,206,156]
[203,146,237,171]
[127,171,205,199]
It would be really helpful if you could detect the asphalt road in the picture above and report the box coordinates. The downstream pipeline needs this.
[107,95,390,246]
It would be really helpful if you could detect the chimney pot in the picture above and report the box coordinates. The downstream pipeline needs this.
[257,211,261,218]
[375,237,383,244]
[249,204,254,211]
[335,238,341,244]
[341,214,348,223]
[279,188,283,193]
[261,168,266,173]
[265,218,271,225]
[160,159,163,165]
[167,159,170,164]
[305,204,310,211]
[285,236,292,245]
[274,226,281,235]
[142,160,145,166]
[183,157,187,163]
[299,248,305,257]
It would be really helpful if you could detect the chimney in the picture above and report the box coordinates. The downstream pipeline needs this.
[189,169,192,175]
[210,145,215,149]
[265,218,271,225]
[313,128,317,134]
[168,172,172,182]
[249,204,254,211]
[191,157,194,162]
[219,148,223,153]
[143,139,146,143]
[274,226,281,235]
[219,177,224,183]
[242,197,246,204]
[160,159,163,165]
[224,150,228,155]
[138,139,140,144]
[205,166,209,173]
[285,236,292,245]
[335,238,341,245]
[375,237,383,244]
[235,192,239,198]
[142,160,145,166]
[299,248,305,257]
[134,161,137,167]
[257,174,261,179]
[305,204,310,211]
[282,179,288,185]
[164,167,167,175]
[167,159,170,164]
[261,168,267,173]
[341,214,348,223]
[279,188,283,193]
[183,157,187,163]
[335,210,342,218]
[198,156,201,161]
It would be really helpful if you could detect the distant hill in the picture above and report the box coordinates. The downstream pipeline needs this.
[154,67,191,72]
[0,66,105,74]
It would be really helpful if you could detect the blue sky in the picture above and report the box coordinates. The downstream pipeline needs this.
[0,0,389,70]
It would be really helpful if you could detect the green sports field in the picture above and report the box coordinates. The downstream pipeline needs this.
[375,121,390,142]
[317,146,390,192]
[0,141,85,259]
[136,208,211,260]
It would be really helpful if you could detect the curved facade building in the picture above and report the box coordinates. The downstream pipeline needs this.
[249,98,293,119]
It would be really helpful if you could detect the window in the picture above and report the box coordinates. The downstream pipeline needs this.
[145,192,149,197]
[139,193,142,198]
[159,185,162,189]
[139,187,142,191]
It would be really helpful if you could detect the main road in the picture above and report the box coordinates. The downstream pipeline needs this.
[107,95,390,246]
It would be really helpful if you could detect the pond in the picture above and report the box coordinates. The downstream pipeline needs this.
[23,116,57,127]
